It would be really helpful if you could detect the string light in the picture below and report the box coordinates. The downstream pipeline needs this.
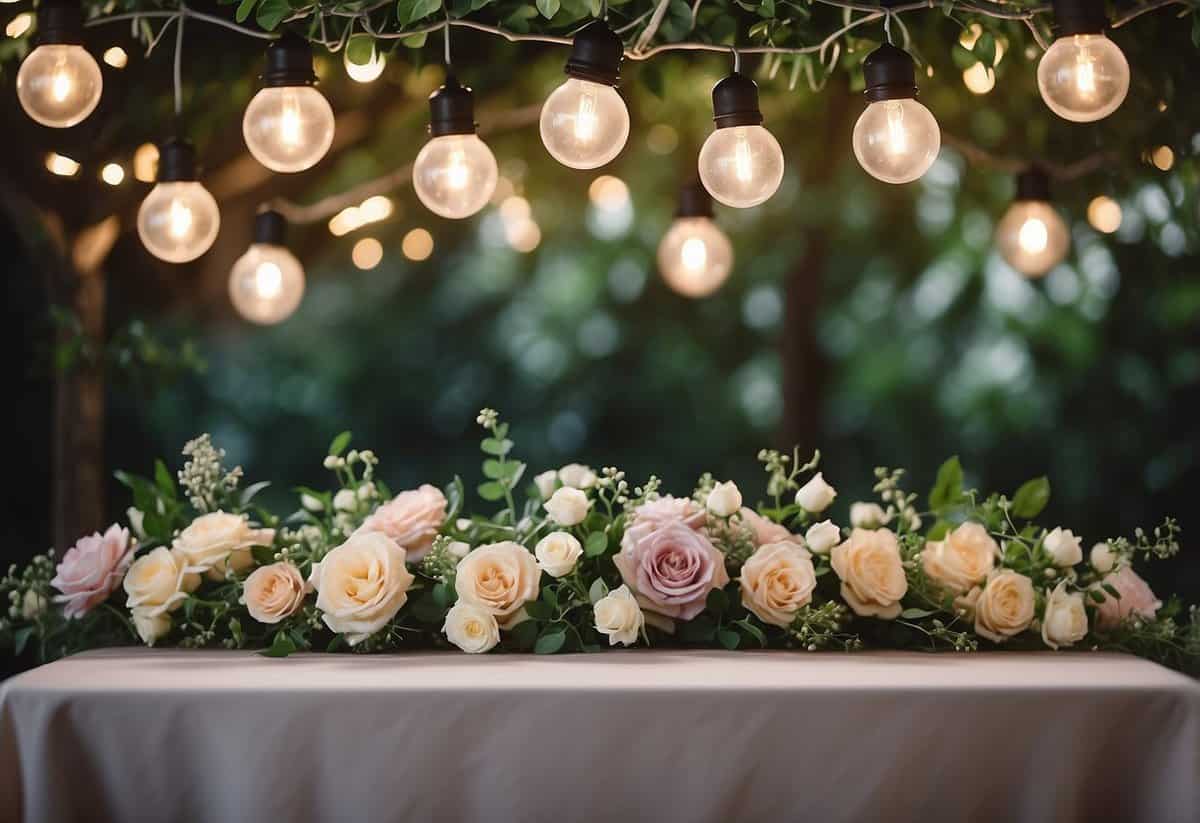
[697,68,785,209]
[413,74,498,219]
[133,143,159,182]
[243,33,335,173]
[995,167,1069,278]
[229,210,305,325]
[100,162,125,185]
[344,36,385,83]
[1037,0,1129,123]
[45,151,80,176]
[1151,146,1174,171]
[540,20,629,170]
[6,13,32,38]
[136,139,221,263]
[401,228,434,261]
[1087,195,1122,234]
[351,237,383,269]
[853,43,940,185]
[658,182,734,297]
[16,0,103,128]
[102,46,128,69]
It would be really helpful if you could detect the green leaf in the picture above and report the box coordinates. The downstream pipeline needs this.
[411,596,447,623]
[260,631,297,658]
[403,32,428,48]
[509,619,539,650]
[584,531,608,557]
[541,586,558,610]
[255,0,291,30]
[925,520,951,541]
[477,481,506,502]
[444,476,465,521]
[12,626,33,656]
[534,630,566,654]
[154,459,176,498]
[1088,589,1107,604]
[951,43,978,70]
[928,456,963,510]
[1011,477,1051,519]
[482,459,506,480]
[1101,583,1122,600]
[480,437,514,457]
[404,0,442,23]
[523,599,554,621]
[900,608,937,619]
[678,615,717,643]
[235,0,257,23]
[345,34,375,66]
[327,430,352,457]
[432,581,456,607]
[588,578,609,604]
[706,588,729,615]
[536,0,560,17]
[717,629,740,650]
[240,481,271,508]
[736,618,766,648]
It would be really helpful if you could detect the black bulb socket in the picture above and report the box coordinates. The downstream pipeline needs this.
[36,0,85,46]
[676,181,714,219]
[156,138,199,183]
[564,20,623,86]
[1015,167,1052,202]
[711,72,764,129]
[254,210,287,246]
[428,75,477,137]
[863,43,918,103]
[1051,0,1108,37]
[262,31,318,88]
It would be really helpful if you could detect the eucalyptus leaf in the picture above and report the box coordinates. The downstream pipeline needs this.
[1011,477,1050,519]
[327,430,352,457]
[536,0,560,18]
[584,531,608,557]
[534,630,566,654]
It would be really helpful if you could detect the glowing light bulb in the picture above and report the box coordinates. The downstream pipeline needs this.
[697,74,784,209]
[229,212,304,325]
[539,21,629,169]
[658,183,734,297]
[45,152,79,176]
[17,45,103,128]
[343,36,385,83]
[1037,33,1128,122]
[413,78,497,219]
[995,169,1069,278]
[242,35,335,173]
[100,162,125,185]
[1087,195,1122,234]
[136,140,220,264]
[853,44,940,185]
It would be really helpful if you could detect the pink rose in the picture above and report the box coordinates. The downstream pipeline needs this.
[614,522,730,624]
[50,524,135,619]
[357,484,447,563]
[738,507,800,547]
[621,496,706,550]
[1094,566,1161,630]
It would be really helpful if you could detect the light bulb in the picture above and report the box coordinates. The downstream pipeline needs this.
[242,35,335,173]
[136,140,220,263]
[539,21,629,169]
[853,44,940,185]
[995,169,1069,278]
[229,212,304,324]
[413,78,497,219]
[17,44,102,128]
[697,73,784,209]
[658,183,734,297]
[344,37,385,83]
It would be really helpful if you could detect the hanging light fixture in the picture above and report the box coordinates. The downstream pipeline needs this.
[137,138,221,263]
[658,181,734,297]
[697,65,785,209]
[1037,0,1129,123]
[242,32,335,173]
[229,210,305,324]
[995,167,1069,278]
[15,0,102,128]
[412,75,498,219]
[539,19,629,170]
[852,43,940,185]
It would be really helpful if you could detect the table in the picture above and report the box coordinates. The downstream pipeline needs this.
[2,649,1198,822]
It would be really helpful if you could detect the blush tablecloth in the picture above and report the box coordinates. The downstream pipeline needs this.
[1,649,1198,823]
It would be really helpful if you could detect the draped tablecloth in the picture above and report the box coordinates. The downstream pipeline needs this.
[2,649,1198,823]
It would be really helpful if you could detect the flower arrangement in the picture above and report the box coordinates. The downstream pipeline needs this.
[2,411,1196,674]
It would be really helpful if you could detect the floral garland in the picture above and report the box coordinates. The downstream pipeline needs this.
[2,410,1196,674]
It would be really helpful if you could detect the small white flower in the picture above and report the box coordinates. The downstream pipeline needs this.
[301,494,324,512]
[1043,527,1083,567]
[357,482,376,500]
[1090,542,1116,574]
[795,473,837,513]
[849,502,889,529]
[126,508,147,540]
[443,602,500,654]
[456,518,472,531]
[21,590,46,620]
[534,470,558,500]
[593,584,644,646]
[447,540,471,559]
[322,456,338,470]
[534,532,583,578]
[558,463,598,490]
[333,489,357,512]
[706,481,743,518]
[804,520,841,555]
[544,487,591,527]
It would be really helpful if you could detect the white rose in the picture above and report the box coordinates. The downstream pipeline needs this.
[172,511,275,579]
[21,590,47,620]
[126,507,146,540]
[803,521,840,555]
[333,489,357,511]
[310,532,414,646]
[443,601,500,653]
[240,562,309,625]
[1043,527,1083,567]
[849,502,889,529]
[921,522,998,595]
[534,532,583,578]
[706,481,743,518]
[124,546,201,618]
[830,528,907,619]
[447,540,471,559]
[593,584,644,646]
[454,541,541,629]
[534,470,559,500]
[795,473,837,513]
[301,494,324,512]
[558,463,597,490]
[131,609,172,646]
[739,542,817,627]
[544,487,591,527]
[974,569,1035,643]
[1041,580,1088,650]
[1090,542,1116,574]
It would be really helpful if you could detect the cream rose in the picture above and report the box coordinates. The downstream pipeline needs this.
[240,562,309,625]
[357,484,447,563]
[830,528,907,619]
[739,541,817,627]
[804,520,840,555]
[124,546,202,646]
[544,487,590,527]
[795,473,837,513]
[974,570,1035,643]
[593,584,644,646]
[558,463,597,490]
[534,532,583,578]
[1043,527,1083,567]
[132,609,172,646]
[443,601,500,653]
[849,502,889,529]
[1090,542,1116,574]
[454,541,540,629]
[706,481,743,518]
[921,522,998,595]
[534,470,559,499]
[310,532,414,645]
[172,511,275,579]
[1041,580,1088,650]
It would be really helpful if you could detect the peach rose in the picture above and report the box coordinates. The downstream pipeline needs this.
[454,541,540,629]
[974,570,1035,643]
[51,524,135,618]
[172,511,275,580]
[739,541,817,627]
[830,528,908,619]
[921,522,997,595]
[240,562,309,624]
[310,532,414,645]
[357,484,447,563]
